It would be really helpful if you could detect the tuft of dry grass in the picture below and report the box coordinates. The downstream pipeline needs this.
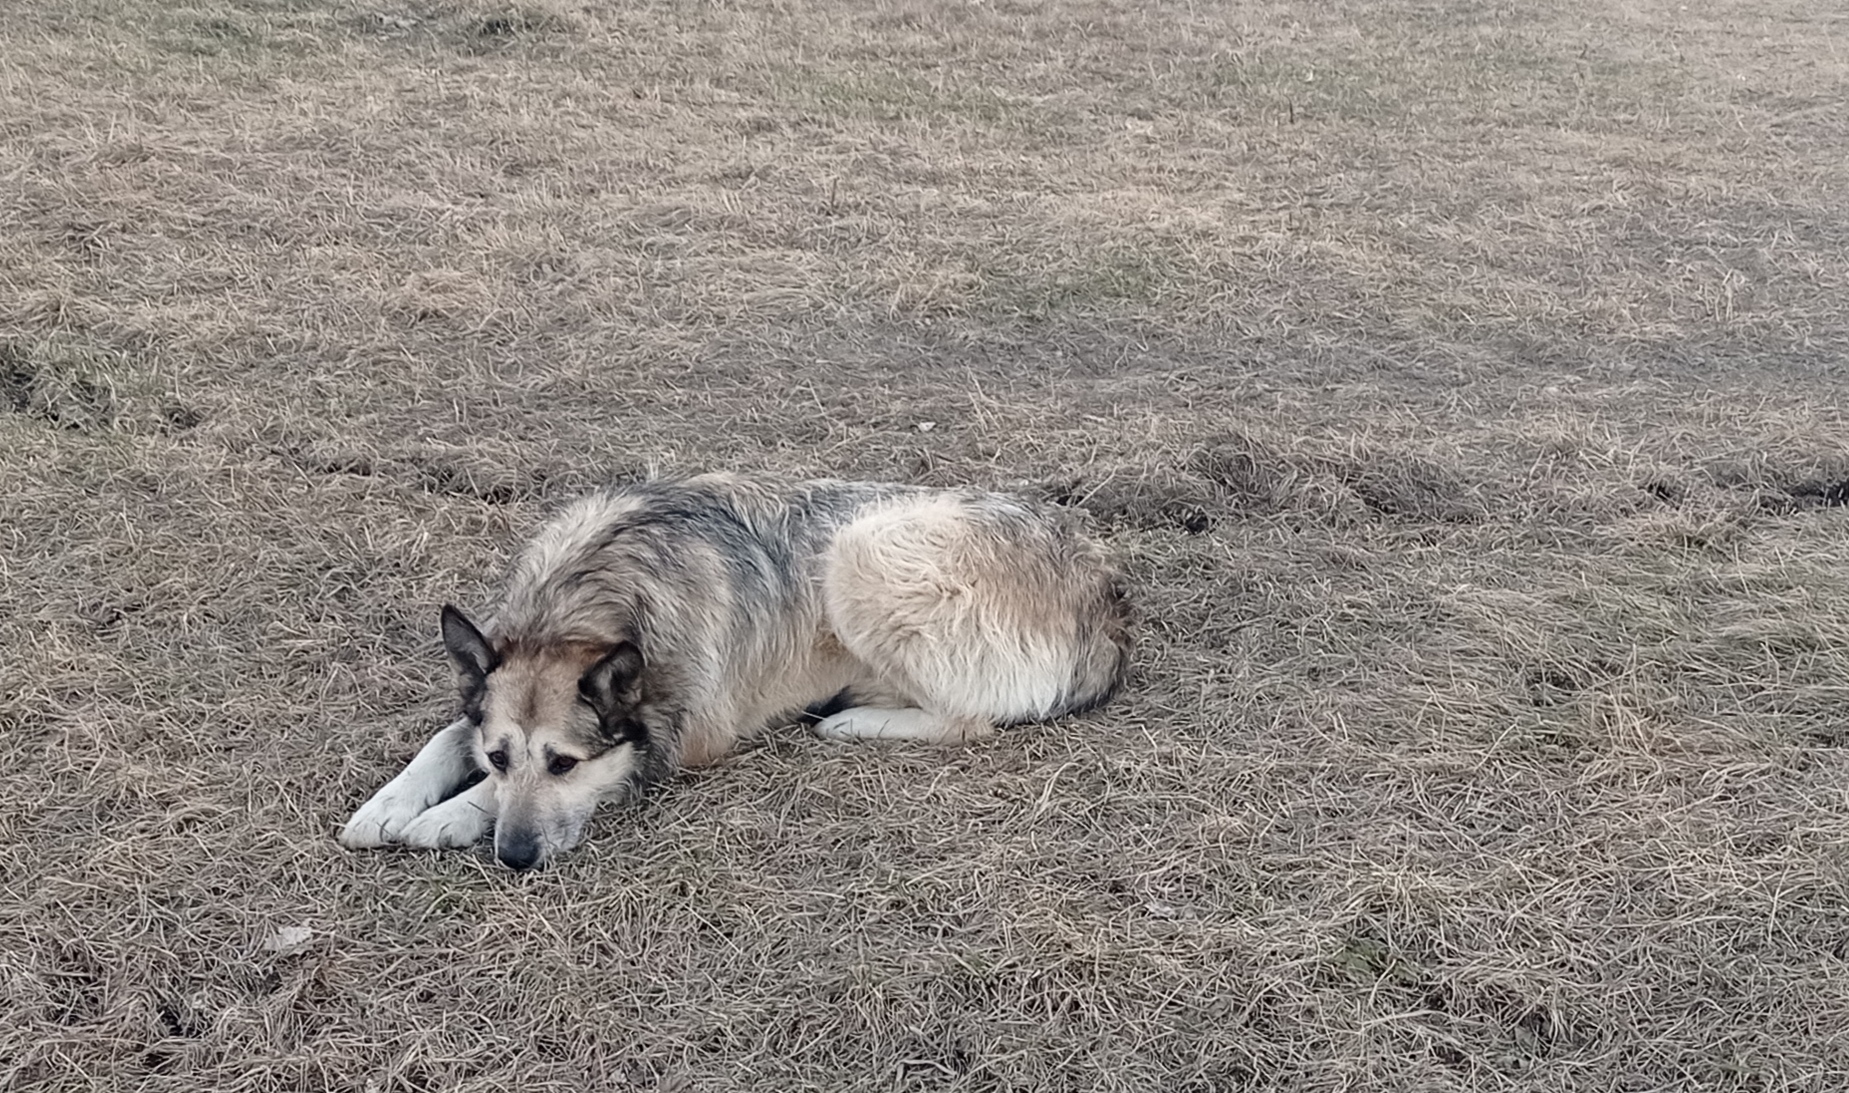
[4,0,1849,1090]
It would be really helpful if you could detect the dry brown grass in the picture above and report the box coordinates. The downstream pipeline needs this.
[4,0,1849,1089]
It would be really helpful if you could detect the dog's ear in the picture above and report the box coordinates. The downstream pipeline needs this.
[440,604,498,688]
[578,641,645,725]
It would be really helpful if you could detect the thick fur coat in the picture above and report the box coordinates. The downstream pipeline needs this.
[339,473,1131,869]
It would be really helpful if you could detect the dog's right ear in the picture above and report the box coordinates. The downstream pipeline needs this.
[578,641,645,729]
[440,604,498,689]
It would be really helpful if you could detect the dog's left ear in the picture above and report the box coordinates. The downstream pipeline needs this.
[578,641,645,724]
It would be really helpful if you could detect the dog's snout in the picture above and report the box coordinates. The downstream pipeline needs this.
[497,837,542,871]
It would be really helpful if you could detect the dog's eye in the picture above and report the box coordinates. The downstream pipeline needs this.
[487,749,509,772]
[547,754,579,777]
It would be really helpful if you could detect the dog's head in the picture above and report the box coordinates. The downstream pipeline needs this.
[441,604,651,870]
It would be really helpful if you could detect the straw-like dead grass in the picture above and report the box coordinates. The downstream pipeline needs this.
[4,0,1849,1089]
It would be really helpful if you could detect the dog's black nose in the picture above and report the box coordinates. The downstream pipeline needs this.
[497,840,541,871]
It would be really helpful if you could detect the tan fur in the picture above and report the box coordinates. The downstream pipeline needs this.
[340,474,1131,868]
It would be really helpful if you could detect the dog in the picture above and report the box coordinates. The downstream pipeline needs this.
[338,473,1131,869]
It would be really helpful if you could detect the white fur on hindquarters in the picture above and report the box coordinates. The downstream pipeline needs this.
[394,778,498,849]
[338,718,479,849]
[812,706,994,745]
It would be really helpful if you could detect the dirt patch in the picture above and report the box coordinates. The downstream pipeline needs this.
[1185,430,1486,525]
[465,7,569,45]
[1786,476,1849,509]
[1052,466,1222,535]
[1190,431,1304,514]
[0,343,33,413]
[278,440,584,507]
[0,339,118,432]
[1340,455,1484,524]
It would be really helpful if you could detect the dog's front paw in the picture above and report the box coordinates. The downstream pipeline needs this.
[394,791,495,850]
[337,786,427,849]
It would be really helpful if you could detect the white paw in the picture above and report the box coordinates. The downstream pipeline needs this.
[813,709,875,742]
[395,794,495,850]
[812,707,993,745]
[813,714,848,742]
[814,707,929,742]
[337,785,428,849]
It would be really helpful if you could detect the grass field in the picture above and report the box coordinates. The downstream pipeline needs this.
[4,0,1849,1089]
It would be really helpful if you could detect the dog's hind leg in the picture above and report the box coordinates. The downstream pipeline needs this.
[822,495,1085,733]
[395,777,497,850]
[813,707,995,745]
[338,718,481,849]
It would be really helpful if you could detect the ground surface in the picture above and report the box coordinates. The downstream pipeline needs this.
[4,1,1849,1090]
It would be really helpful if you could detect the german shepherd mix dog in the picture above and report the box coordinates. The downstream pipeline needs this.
[339,474,1131,870]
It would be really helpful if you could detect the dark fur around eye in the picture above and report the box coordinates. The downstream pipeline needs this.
[547,754,578,776]
[487,749,509,772]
